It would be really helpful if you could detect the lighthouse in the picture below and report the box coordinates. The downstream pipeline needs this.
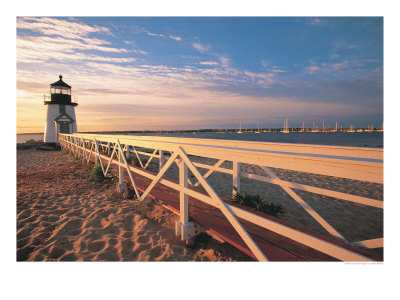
[44,75,78,143]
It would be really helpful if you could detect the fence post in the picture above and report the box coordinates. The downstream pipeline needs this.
[95,140,99,165]
[179,157,189,224]
[175,156,204,244]
[78,137,81,158]
[233,161,241,198]
[74,137,78,158]
[126,145,131,160]
[107,142,111,156]
[82,138,86,161]
[118,141,128,198]
[159,150,165,170]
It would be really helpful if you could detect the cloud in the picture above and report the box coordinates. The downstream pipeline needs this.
[305,65,322,74]
[307,18,321,25]
[218,55,231,68]
[304,59,380,75]
[132,26,182,41]
[17,17,149,66]
[333,40,361,50]
[17,35,134,64]
[169,35,182,41]
[270,69,287,73]
[199,61,219,66]
[192,42,211,53]
[243,71,276,87]
[17,17,111,39]
[261,59,269,68]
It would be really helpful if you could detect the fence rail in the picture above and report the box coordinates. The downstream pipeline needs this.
[59,133,383,262]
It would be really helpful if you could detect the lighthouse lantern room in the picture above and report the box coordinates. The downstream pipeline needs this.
[44,75,78,143]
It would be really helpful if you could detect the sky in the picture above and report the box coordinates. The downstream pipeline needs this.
[16,16,383,133]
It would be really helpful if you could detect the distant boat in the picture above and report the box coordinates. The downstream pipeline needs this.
[300,121,305,132]
[255,122,261,133]
[333,121,338,132]
[237,121,243,134]
[365,124,374,132]
[311,121,319,132]
[347,124,356,133]
[377,122,383,132]
[281,116,289,133]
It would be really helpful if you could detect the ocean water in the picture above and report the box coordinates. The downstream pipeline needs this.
[17,131,383,148]
[128,131,383,148]
[17,133,44,143]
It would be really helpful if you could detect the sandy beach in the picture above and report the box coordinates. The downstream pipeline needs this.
[17,149,250,261]
[17,145,383,261]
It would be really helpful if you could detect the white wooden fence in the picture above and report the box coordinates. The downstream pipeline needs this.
[59,133,383,262]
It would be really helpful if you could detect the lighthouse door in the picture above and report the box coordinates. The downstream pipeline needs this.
[60,123,70,134]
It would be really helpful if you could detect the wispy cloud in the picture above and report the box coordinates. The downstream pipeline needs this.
[192,42,211,53]
[17,17,111,39]
[304,59,380,75]
[199,61,219,66]
[218,55,231,68]
[169,35,182,41]
[244,71,276,86]
[305,65,322,74]
[16,17,144,66]
[17,35,133,64]
[306,18,322,26]
[132,25,182,41]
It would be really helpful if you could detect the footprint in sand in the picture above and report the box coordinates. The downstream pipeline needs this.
[87,240,106,252]
[50,219,83,239]
[18,209,32,220]
[59,252,77,261]
[120,240,135,258]
[49,246,66,260]
[150,244,174,261]
[96,246,120,261]
[17,246,35,261]
[136,234,151,244]
[137,250,151,261]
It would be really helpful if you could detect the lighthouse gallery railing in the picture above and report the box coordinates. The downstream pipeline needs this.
[58,133,383,262]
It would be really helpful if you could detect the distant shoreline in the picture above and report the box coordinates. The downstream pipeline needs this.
[16,131,383,148]
[17,132,43,135]
[17,127,384,135]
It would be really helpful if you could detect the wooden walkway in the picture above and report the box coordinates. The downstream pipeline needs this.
[96,155,382,262]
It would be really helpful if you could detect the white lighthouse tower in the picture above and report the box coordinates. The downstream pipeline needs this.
[44,75,78,143]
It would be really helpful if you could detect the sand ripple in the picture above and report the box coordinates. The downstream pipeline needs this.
[17,150,248,261]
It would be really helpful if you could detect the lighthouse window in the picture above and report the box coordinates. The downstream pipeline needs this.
[51,87,70,95]
[59,104,65,113]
